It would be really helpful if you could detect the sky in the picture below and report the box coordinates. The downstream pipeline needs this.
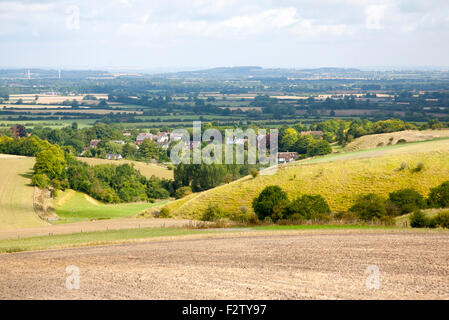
[1,0,449,70]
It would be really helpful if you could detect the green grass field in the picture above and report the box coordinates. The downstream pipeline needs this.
[0,227,207,253]
[77,157,173,180]
[54,190,168,223]
[164,138,449,219]
[0,156,48,230]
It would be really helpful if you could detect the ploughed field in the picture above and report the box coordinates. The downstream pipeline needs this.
[1,229,448,299]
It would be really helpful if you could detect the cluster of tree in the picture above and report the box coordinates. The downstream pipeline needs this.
[30,142,172,203]
[174,162,259,192]
[410,211,449,229]
[29,122,169,162]
[349,183,449,224]
[252,186,331,222]
[278,127,332,157]
[249,182,449,226]
[0,135,52,156]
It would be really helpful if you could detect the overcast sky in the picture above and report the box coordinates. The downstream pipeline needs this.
[1,0,449,70]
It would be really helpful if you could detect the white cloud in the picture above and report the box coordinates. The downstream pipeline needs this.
[365,4,388,30]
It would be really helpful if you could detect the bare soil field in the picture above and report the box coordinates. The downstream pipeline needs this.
[0,229,448,299]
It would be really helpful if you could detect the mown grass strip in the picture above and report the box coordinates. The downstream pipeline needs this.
[0,227,209,253]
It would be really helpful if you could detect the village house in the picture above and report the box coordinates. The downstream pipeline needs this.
[89,139,101,148]
[106,153,123,160]
[300,131,324,138]
[110,140,125,145]
[155,132,170,144]
[170,132,184,142]
[136,133,153,145]
[278,152,299,164]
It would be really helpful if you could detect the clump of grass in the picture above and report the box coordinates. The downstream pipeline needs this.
[4,247,25,253]
[413,162,425,173]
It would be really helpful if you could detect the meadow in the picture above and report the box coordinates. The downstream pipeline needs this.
[53,190,168,223]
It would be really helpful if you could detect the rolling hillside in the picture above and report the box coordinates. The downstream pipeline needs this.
[164,139,449,218]
[77,157,173,179]
[0,155,47,230]
[344,129,449,152]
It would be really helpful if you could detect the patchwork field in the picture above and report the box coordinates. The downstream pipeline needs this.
[0,156,47,230]
[8,94,109,104]
[77,157,173,180]
[164,139,449,218]
[0,229,448,299]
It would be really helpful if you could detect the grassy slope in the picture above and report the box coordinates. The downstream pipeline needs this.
[344,129,449,152]
[0,156,47,230]
[54,190,168,223]
[164,139,449,218]
[77,157,173,180]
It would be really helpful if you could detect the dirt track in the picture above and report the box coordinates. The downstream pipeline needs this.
[0,230,448,299]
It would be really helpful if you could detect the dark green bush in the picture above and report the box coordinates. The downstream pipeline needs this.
[252,185,288,222]
[428,181,449,208]
[201,204,224,221]
[412,162,425,172]
[410,211,429,228]
[388,188,425,214]
[31,173,50,189]
[250,168,259,178]
[174,186,192,199]
[159,207,171,218]
[285,194,331,220]
[349,193,387,221]
[432,211,449,228]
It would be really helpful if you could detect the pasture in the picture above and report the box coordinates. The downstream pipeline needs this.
[54,190,168,223]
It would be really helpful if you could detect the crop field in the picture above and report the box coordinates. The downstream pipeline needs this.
[9,94,109,104]
[164,139,449,218]
[0,119,94,129]
[0,156,47,230]
[53,190,167,223]
[0,229,448,299]
[77,157,173,179]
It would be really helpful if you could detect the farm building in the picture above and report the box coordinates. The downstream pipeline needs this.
[301,131,324,138]
[89,139,101,148]
[105,153,123,160]
[278,152,299,163]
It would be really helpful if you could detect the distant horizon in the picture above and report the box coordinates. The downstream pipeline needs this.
[1,65,449,73]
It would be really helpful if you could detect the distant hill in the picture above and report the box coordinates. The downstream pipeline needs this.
[154,66,363,79]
